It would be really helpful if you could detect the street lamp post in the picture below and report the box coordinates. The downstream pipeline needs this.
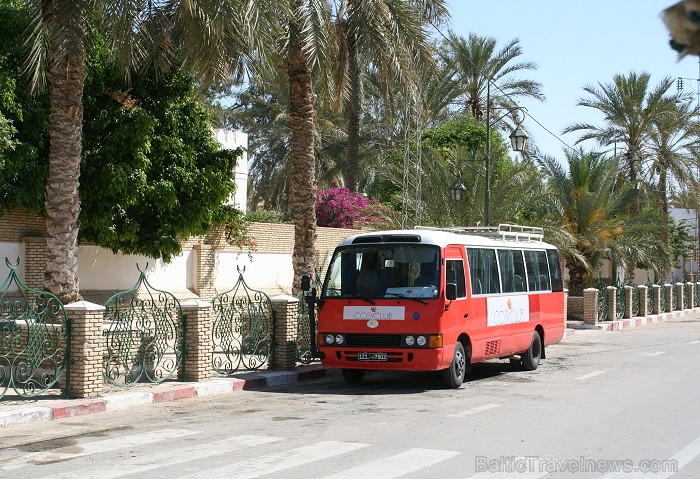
[452,80,529,226]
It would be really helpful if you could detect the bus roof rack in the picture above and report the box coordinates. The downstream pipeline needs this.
[415,224,544,242]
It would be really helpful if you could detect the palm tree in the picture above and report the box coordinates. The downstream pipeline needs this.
[536,149,667,294]
[647,99,700,217]
[332,0,448,192]
[443,32,544,121]
[22,0,275,303]
[563,72,683,196]
[280,0,335,290]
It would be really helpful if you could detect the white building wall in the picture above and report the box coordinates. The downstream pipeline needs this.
[670,207,699,280]
[212,128,249,213]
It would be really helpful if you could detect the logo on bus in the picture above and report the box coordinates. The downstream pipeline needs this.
[343,306,406,321]
[486,296,529,327]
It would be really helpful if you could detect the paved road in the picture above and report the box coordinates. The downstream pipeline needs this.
[1,317,700,478]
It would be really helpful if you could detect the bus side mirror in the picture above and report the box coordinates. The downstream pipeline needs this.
[301,275,311,292]
[446,283,457,301]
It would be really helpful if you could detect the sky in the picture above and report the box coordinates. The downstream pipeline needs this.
[445,0,700,160]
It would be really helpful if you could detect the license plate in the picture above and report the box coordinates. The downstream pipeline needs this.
[358,352,388,361]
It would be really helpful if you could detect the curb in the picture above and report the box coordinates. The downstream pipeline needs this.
[567,307,700,332]
[0,364,333,428]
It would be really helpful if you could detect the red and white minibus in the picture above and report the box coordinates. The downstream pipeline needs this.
[304,224,565,388]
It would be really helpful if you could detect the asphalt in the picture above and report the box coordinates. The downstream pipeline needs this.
[2,307,698,428]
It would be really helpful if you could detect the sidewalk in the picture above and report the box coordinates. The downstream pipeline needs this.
[0,364,339,428]
[2,308,698,429]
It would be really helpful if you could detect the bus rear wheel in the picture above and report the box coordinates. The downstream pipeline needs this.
[442,341,467,389]
[341,368,365,384]
[521,331,542,371]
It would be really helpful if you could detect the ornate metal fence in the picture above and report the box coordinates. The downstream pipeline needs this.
[626,280,640,317]
[0,259,69,399]
[645,275,655,314]
[211,268,274,373]
[296,271,323,365]
[596,277,609,322]
[102,265,184,387]
[613,278,625,319]
[657,280,667,313]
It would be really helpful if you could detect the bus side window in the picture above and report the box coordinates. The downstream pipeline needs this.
[467,248,501,295]
[525,250,551,291]
[547,249,564,292]
[498,249,527,293]
[446,259,466,299]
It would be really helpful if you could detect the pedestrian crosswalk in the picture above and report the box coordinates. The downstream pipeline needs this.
[0,428,697,479]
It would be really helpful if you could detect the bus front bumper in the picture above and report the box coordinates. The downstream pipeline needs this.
[319,347,446,371]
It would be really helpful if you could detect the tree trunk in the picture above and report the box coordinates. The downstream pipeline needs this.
[287,14,317,293]
[566,260,588,296]
[658,168,671,278]
[344,31,360,192]
[44,1,85,304]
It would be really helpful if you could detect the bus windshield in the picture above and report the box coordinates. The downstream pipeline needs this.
[321,244,441,299]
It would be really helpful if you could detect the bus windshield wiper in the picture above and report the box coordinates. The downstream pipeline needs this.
[384,292,428,305]
[323,288,375,305]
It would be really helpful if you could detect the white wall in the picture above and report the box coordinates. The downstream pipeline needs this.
[78,245,191,291]
[214,252,293,291]
[670,208,699,280]
[212,129,249,213]
[0,242,23,291]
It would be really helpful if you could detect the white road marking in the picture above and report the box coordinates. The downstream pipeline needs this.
[181,441,369,479]
[448,403,501,418]
[688,340,700,344]
[37,435,283,479]
[0,428,200,471]
[597,434,700,478]
[644,351,666,357]
[575,370,606,381]
[319,448,459,479]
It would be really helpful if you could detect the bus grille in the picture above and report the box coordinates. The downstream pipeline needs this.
[345,334,402,348]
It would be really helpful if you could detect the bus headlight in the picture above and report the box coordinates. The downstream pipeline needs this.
[416,335,427,347]
[325,333,335,345]
[335,334,345,345]
[405,335,415,346]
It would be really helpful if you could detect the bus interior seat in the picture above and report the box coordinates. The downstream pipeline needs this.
[513,274,525,292]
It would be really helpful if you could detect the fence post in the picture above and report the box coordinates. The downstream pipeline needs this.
[270,295,300,370]
[192,244,217,301]
[583,288,598,325]
[696,282,700,307]
[652,285,662,314]
[607,286,617,320]
[687,282,695,309]
[623,286,633,319]
[676,283,685,310]
[180,300,213,382]
[638,285,648,317]
[64,301,105,398]
[665,284,674,312]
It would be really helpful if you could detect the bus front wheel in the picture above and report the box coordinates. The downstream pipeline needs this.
[521,331,542,371]
[341,368,365,384]
[442,341,467,389]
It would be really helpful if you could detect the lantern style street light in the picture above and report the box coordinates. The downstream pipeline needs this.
[451,79,528,226]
